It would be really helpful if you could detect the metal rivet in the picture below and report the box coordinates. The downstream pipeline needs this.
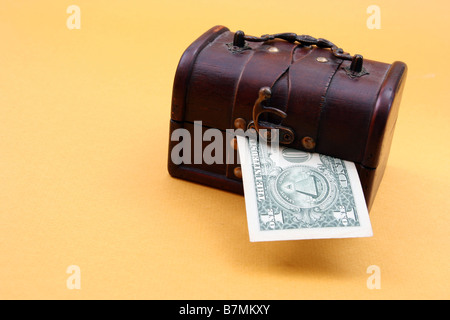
[283,133,292,142]
[316,57,328,63]
[268,46,279,53]
[234,167,242,179]
[234,118,247,130]
[301,136,316,149]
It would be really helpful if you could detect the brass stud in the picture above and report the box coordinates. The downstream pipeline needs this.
[234,118,247,130]
[316,57,328,63]
[233,167,242,179]
[301,136,316,149]
[268,46,279,53]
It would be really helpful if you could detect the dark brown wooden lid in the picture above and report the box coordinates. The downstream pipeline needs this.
[171,26,407,169]
[171,25,229,122]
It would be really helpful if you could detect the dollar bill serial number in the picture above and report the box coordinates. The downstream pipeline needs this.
[179,304,270,317]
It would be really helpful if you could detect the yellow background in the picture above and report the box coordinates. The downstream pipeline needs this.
[0,0,449,299]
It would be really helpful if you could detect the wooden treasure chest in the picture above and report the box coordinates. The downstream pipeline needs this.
[168,25,407,210]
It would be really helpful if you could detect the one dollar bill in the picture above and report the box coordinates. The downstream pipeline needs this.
[237,135,373,241]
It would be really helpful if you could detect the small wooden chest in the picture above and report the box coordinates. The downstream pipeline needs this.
[168,25,407,210]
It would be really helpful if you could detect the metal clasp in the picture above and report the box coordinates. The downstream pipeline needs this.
[248,87,295,144]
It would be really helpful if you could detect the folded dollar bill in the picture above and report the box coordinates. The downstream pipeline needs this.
[237,135,373,242]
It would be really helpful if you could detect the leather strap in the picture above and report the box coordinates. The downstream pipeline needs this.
[231,41,298,129]
[282,47,343,152]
